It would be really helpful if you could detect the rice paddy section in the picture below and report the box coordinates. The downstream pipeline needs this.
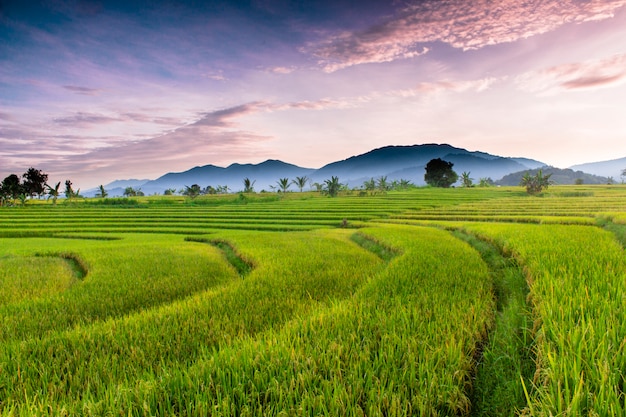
[0,229,383,413]
[463,223,626,415]
[91,225,494,416]
[0,234,239,343]
[0,255,78,306]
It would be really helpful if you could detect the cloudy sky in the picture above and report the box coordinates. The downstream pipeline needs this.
[2,0,626,189]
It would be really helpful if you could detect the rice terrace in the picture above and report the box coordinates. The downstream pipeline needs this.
[1,184,626,416]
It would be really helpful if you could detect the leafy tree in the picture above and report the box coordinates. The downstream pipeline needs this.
[323,176,342,197]
[46,181,61,205]
[243,177,255,193]
[621,168,626,184]
[164,188,177,195]
[183,184,202,199]
[292,176,309,192]
[460,171,473,188]
[607,176,615,185]
[520,169,553,195]
[95,185,108,198]
[123,186,143,197]
[277,178,291,193]
[1,174,23,201]
[424,158,458,188]
[22,167,48,199]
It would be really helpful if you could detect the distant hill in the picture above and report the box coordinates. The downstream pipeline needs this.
[88,143,554,196]
[83,179,150,198]
[497,167,608,186]
[310,144,545,187]
[138,160,315,195]
[569,157,626,179]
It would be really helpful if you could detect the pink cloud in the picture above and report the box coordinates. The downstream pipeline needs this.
[311,0,626,71]
[516,53,626,94]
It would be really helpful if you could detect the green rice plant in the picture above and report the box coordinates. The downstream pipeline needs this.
[0,229,382,413]
[0,255,78,305]
[77,225,495,416]
[463,223,626,415]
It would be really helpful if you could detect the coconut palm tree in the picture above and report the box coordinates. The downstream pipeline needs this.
[292,176,309,192]
[243,177,255,193]
[461,172,473,188]
[377,176,389,192]
[46,181,61,205]
[323,176,341,197]
[95,185,108,198]
[277,178,291,193]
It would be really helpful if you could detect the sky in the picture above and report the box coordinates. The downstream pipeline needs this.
[2,0,626,189]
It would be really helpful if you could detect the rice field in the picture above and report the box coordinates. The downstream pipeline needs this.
[0,185,625,415]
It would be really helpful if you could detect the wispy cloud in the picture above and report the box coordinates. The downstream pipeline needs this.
[53,112,121,127]
[516,53,626,94]
[63,85,102,95]
[310,0,626,71]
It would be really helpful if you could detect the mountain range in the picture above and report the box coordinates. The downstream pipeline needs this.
[83,144,623,197]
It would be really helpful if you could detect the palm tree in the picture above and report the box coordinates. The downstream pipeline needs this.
[461,172,473,188]
[323,176,341,197]
[95,185,108,198]
[277,178,291,193]
[243,177,255,193]
[292,176,309,192]
[64,180,75,202]
[46,181,61,205]
[520,169,552,194]
[363,178,376,195]
[377,176,389,192]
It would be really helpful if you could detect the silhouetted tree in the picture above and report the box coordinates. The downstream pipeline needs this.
[46,181,61,205]
[22,167,48,198]
[424,158,458,188]
[1,174,23,201]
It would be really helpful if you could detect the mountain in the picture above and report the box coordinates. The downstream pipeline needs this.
[91,143,551,195]
[138,160,315,195]
[569,157,626,180]
[83,179,150,198]
[498,167,608,186]
[310,144,545,187]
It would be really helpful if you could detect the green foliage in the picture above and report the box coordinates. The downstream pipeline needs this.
[424,158,458,188]
[461,171,473,188]
[292,176,309,192]
[22,167,48,198]
[243,177,255,193]
[323,176,342,197]
[520,169,553,194]
[276,177,291,193]
[182,184,202,199]
[95,184,108,198]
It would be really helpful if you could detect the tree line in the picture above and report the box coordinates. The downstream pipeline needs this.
[0,168,81,206]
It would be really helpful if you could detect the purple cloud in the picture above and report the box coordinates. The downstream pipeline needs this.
[310,0,626,71]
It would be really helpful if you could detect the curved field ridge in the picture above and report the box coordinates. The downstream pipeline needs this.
[464,223,626,416]
[1,185,626,414]
[49,226,494,415]
[35,252,88,279]
[0,256,78,306]
[185,237,255,277]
